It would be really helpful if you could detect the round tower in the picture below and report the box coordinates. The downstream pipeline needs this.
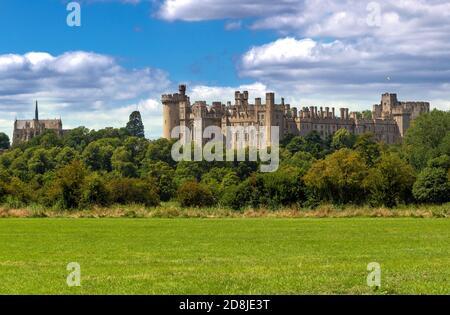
[162,96,179,139]
[162,85,186,139]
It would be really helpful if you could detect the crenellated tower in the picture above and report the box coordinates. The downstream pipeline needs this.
[161,84,189,139]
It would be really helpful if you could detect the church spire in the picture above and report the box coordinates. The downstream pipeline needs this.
[35,100,39,121]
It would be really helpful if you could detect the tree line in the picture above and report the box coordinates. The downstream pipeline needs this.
[0,109,448,210]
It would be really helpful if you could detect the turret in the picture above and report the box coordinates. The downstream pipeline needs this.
[162,85,189,139]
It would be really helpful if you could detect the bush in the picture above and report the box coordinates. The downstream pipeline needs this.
[48,160,87,209]
[304,149,368,205]
[364,153,416,207]
[141,161,176,201]
[107,177,159,207]
[257,167,306,208]
[81,173,111,207]
[413,167,450,204]
[177,181,215,207]
[220,176,259,210]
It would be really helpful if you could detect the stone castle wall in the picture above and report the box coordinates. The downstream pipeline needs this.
[162,85,430,146]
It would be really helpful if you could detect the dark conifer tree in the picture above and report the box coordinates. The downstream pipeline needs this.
[126,111,145,138]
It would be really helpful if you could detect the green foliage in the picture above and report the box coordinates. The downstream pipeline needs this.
[403,109,450,170]
[28,148,54,174]
[0,111,447,210]
[126,111,145,138]
[82,139,117,172]
[4,177,34,206]
[257,167,306,208]
[413,167,450,204]
[177,181,215,207]
[141,161,176,201]
[286,132,330,158]
[304,149,368,205]
[364,153,416,207]
[331,128,356,150]
[112,147,138,177]
[55,147,79,167]
[81,173,111,207]
[220,178,258,210]
[146,138,176,167]
[107,177,159,207]
[427,155,450,170]
[0,132,10,150]
[354,133,381,166]
[48,160,87,209]
[286,136,307,154]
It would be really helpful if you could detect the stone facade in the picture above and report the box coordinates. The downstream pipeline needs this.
[12,101,67,146]
[162,85,430,145]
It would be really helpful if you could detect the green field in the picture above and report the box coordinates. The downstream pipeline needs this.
[0,218,448,294]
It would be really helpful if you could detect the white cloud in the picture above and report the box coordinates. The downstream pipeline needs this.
[0,51,170,139]
[189,82,269,103]
[155,0,450,111]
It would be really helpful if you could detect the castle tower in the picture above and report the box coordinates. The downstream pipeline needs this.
[381,93,398,118]
[265,92,275,146]
[162,85,187,139]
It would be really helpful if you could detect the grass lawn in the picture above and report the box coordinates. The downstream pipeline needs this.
[0,218,448,294]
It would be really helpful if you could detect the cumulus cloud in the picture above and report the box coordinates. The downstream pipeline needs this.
[189,82,269,103]
[0,51,170,138]
[156,0,450,111]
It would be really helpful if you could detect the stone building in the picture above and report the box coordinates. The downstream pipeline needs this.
[162,85,429,146]
[12,101,67,146]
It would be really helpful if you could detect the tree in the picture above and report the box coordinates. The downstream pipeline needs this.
[355,133,381,166]
[123,137,149,163]
[146,138,176,166]
[286,136,307,154]
[82,139,117,171]
[427,155,450,170]
[55,147,79,167]
[126,111,145,138]
[364,153,416,207]
[111,147,138,178]
[304,149,368,205]
[81,172,111,206]
[62,127,90,151]
[331,128,356,150]
[48,160,87,209]
[28,148,53,174]
[283,151,315,174]
[403,109,450,170]
[0,132,10,150]
[413,167,450,204]
[220,175,259,210]
[177,181,215,207]
[257,167,306,208]
[107,177,159,207]
[142,161,176,201]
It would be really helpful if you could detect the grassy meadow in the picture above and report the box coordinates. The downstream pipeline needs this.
[0,217,448,294]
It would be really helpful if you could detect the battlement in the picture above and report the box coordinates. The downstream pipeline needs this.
[162,85,430,144]
[161,93,187,103]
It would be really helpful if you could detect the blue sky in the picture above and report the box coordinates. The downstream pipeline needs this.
[0,0,449,139]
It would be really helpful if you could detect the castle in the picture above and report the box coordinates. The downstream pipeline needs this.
[162,85,430,145]
[12,101,67,146]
